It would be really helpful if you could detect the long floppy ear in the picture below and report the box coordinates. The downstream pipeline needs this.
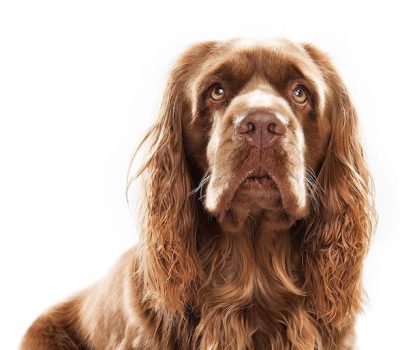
[301,44,376,340]
[131,42,215,313]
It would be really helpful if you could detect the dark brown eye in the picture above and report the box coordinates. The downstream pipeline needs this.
[210,84,225,101]
[292,86,308,104]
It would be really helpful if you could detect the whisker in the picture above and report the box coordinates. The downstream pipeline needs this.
[304,166,324,211]
[189,171,211,198]
[305,166,325,195]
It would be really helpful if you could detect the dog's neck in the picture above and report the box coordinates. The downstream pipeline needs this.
[198,208,302,285]
[194,210,305,346]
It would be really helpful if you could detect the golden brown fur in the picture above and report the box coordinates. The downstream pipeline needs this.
[21,39,375,350]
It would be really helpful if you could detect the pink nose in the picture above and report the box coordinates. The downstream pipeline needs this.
[235,109,287,148]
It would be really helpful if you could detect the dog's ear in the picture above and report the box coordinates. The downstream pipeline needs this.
[131,42,216,313]
[301,44,376,342]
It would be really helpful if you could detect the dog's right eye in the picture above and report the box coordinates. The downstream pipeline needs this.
[210,84,225,102]
[292,86,308,104]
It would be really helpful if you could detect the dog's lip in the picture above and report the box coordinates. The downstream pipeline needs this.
[214,169,278,223]
[240,172,275,189]
[242,172,272,183]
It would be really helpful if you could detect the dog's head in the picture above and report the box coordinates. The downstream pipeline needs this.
[133,39,374,320]
[179,39,332,230]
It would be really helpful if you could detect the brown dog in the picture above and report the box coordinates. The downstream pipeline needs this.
[21,39,375,350]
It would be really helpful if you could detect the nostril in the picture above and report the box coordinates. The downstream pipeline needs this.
[267,121,286,136]
[267,122,277,134]
[247,122,255,133]
[237,118,257,134]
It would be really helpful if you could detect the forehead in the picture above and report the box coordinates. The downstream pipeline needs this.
[191,39,326,99]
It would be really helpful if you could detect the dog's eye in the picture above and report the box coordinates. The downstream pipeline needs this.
[210,84,225,101]
[292,86,308,104]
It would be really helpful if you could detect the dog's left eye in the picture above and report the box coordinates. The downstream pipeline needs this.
[210,84,225,101]
[292,86,308,104]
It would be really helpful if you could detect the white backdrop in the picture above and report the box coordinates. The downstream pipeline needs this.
[1,1,399,348]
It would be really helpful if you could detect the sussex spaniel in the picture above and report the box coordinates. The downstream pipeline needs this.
[21,39,375,350]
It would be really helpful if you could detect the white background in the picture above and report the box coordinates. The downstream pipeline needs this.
[1,1,399,348]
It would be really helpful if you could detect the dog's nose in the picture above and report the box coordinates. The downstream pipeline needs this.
[235,109,287,148]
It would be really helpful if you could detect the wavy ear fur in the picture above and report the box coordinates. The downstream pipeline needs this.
[301,44,376,343]
[131,43,215,313]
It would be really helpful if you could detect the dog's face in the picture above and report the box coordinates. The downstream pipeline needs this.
[182,39,331,230]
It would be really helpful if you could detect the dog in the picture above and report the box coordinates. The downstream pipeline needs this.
[21,38,375,350]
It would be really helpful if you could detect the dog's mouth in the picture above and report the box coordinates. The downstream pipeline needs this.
[208,167,282,223]
[205,159,308,226]
[204,143,309,225]
[240,172,276,190]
